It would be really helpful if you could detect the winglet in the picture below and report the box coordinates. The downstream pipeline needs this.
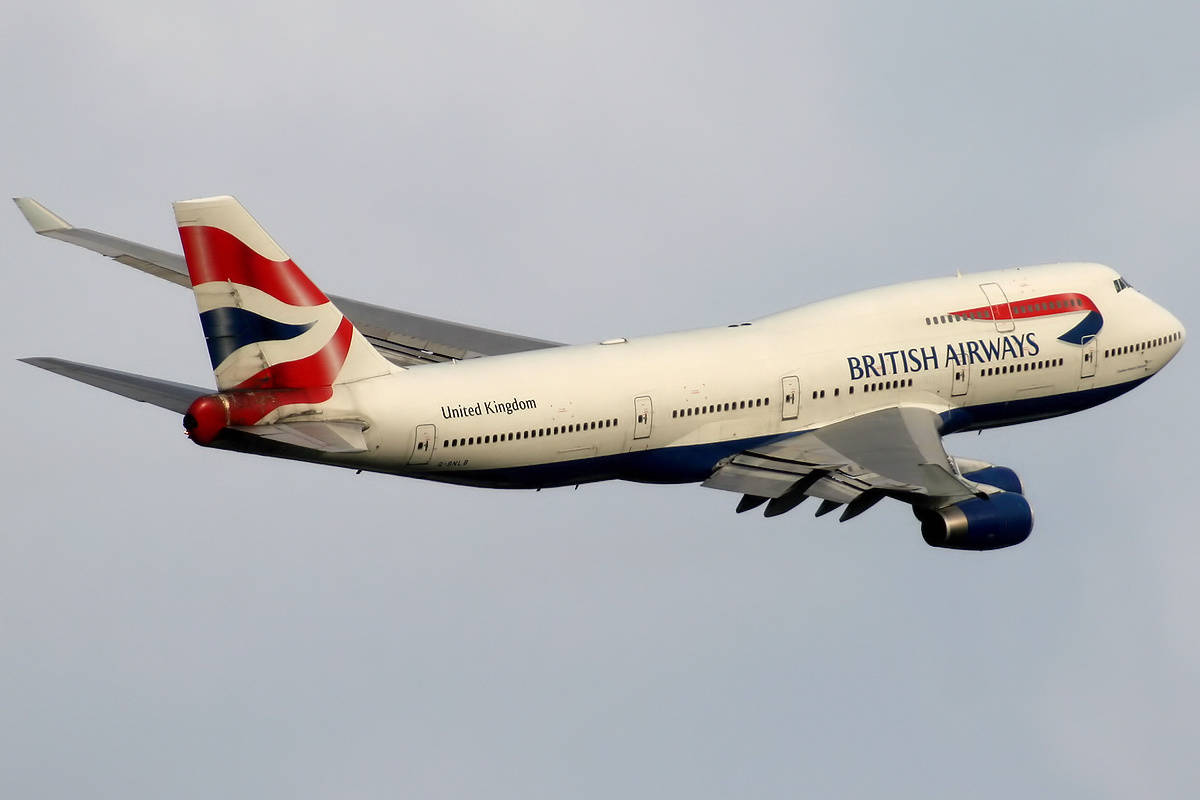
[13,197,71,233]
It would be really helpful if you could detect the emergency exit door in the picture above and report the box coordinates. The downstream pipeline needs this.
[979,282,1015,333]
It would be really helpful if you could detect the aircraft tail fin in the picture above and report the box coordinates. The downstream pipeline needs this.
[173,196,396,444]
[173,195,395,392]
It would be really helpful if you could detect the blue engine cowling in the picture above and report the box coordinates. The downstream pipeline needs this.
[960,465,1023,495]
[914,492,1033,551]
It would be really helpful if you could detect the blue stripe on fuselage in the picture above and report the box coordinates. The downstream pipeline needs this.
[423,377,1150,490]
[939,375,1148,433]
[423,432,800,489]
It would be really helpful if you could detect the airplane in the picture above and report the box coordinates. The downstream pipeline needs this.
[15,195,1186,551]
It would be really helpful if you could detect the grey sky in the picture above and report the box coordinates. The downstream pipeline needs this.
[2,2,1198,798]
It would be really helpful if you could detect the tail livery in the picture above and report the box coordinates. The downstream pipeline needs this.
[174,196,393,444]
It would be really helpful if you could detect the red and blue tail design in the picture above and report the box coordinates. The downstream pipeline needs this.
[173,196,393,443]
[951,292,1103,345]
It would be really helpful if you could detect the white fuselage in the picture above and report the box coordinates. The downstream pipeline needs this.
[316,263,1184,488]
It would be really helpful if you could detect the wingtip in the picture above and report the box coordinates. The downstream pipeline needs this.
[13,197,71,233]
[18,356,60,369]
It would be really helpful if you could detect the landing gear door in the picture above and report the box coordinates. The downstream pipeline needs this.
[409,424,436,465]
[633,396,653,440]
[781,376,800,421]
[1080,335,1098,379]
[979,282,1015,333]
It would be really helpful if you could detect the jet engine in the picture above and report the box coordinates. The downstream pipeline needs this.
[959,465,1023,495]
[914,492,1033,551]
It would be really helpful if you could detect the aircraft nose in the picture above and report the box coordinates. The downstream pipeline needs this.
[1160,303,1185,361]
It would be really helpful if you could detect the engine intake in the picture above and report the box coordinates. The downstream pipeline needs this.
[915,492,1033,551]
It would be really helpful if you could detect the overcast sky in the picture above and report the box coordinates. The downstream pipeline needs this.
[2,2,1198,798]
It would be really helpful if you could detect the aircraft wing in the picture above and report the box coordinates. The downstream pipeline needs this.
[14,197,563,366]
[703,406,984,519]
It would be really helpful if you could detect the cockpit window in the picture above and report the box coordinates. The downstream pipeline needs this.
[1113,277,1132,292]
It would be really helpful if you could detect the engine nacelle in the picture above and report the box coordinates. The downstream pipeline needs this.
[914,492,1033,551]
[960,465,1023,495]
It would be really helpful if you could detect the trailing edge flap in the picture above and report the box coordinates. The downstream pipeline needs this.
[228,421,368,454]
[704,406,978,503]
[19,357,207,414]
[14,197,563,365]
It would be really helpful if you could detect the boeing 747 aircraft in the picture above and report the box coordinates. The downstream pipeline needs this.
[15,196,1185,550]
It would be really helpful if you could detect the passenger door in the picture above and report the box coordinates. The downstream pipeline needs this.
[951,364,970,397]
[410,424,436,465]
[1080,335,1098,379]
[633,396,653,440]
[781,376,800,421]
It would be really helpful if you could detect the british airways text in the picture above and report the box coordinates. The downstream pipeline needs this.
[846,333,1040,380]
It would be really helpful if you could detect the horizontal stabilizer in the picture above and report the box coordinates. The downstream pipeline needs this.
[228,421,368,453]
[19,357,207,414]
[14,197,563,364]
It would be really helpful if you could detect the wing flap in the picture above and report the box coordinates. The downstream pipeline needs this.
[701,463,800,498]
[706,406,982,517]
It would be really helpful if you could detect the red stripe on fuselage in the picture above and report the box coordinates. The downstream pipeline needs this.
[178,225,328,307]
[951,293,1096,321]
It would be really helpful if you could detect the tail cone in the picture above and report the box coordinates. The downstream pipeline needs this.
[184,394,230,444]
